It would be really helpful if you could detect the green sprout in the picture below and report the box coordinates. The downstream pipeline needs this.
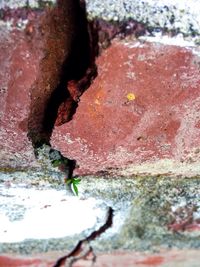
[51,158,69,168]
[66,178,81,196]
[52,159,61,167]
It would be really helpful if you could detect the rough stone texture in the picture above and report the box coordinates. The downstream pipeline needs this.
[1,173,199,254]
[1,2,200,267]
[0,22,40,169]
[52,38,200,176]
[1,1,200,176]
[85,0,200,37]
[0,0,88,170]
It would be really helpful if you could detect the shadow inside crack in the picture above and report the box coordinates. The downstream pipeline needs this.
[27,0,98,178]
[53,207,114,267]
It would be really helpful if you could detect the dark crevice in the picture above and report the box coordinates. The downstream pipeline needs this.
[88,18,147,55]
[53,207,114,267]
[42,81,77,141]
[28,0,96,147]
[27,2,149,177]
[27,0,97,177]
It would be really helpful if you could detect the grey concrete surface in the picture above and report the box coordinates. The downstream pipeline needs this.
[85,0,200,36]
[0,171,200,254]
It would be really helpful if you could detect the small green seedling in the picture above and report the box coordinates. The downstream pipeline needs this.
[52,159,61,167]
[66,178,81,196]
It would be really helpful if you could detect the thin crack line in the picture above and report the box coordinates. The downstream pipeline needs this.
[52,207,114,267]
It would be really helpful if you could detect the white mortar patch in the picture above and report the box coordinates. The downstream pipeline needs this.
[0,184,106,243]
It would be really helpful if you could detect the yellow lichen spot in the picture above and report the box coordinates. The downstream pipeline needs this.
[127,93,136,101]
[95,99,101,105]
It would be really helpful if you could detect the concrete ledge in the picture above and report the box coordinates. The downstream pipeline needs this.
[0,172,200,254]
[86,0,200,36]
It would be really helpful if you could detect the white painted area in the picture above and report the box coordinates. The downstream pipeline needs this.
[0,185,106,243]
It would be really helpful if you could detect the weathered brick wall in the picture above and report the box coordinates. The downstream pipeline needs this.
[1,0,200,176]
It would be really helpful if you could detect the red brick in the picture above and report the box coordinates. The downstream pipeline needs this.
[0,1,83,169]
[1,250,200,267]
[52,39,200,175]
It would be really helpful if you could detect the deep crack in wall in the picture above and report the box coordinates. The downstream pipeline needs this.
[27,0,95,150]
